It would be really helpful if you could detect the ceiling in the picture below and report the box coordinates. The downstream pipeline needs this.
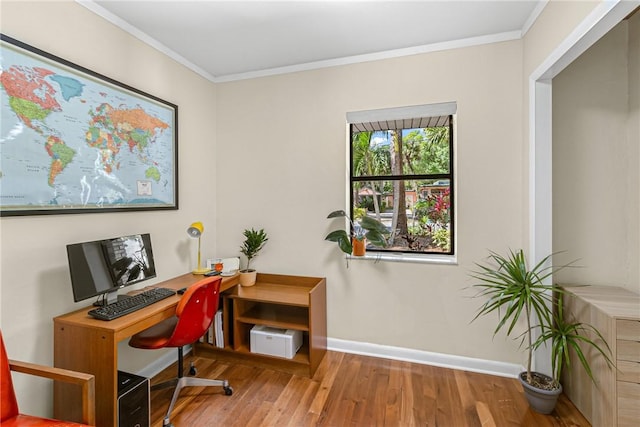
[81,0,544,82]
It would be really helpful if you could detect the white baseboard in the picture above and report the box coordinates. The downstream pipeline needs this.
[328,337,523,378]
[134,340,523,380]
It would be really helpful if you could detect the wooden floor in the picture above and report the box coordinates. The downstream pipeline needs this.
[149,350,590,426]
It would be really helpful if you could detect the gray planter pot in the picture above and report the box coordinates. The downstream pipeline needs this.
[518,371,562,414]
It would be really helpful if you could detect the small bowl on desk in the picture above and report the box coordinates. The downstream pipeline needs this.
[220,270,237,277]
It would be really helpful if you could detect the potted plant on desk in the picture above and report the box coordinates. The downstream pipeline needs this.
[469,249,613,414]
[239,228,268,287]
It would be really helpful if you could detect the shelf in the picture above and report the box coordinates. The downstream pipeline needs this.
[230,282,312,306]
[223,273,327,377]
[183,273,328,377]
[236,304,309,331]
[232,342,310,365]
[194,342,313,377]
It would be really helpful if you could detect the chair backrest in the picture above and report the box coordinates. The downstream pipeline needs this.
[166,276,222,348]
[1,331,20,421]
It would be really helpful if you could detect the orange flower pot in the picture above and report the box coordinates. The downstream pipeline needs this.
[352,238,366,256]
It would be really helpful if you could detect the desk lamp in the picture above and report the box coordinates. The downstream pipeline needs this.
[187,221,209,274]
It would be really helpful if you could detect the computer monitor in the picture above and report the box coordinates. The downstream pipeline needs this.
[66,233,157,306]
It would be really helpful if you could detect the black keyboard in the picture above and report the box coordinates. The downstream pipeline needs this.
[88,287,177,321]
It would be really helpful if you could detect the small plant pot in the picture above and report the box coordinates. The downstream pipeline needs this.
[239,269,257,287]
[352,238,366,256]
[518,371,562,414]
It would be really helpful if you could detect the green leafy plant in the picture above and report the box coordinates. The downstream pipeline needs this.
[533,293,614,389]
[324,209,389,255]
[240,228,268,271]
[470,249,612,393]
[432,228,450,251]
[470,249,556,385]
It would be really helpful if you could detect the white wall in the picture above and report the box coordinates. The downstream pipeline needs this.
[552,16,640,294]
[0,0,218,417]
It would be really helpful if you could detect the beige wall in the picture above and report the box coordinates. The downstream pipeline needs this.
[216,40,525,360]
[0,0,218,416]
[630,12,640,291]
[523,0,600,78]
[0,0,628,419]
[552,15,640,294]
[521,0,600,256]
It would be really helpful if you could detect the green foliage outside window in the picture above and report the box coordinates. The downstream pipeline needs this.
[350,119,453,254]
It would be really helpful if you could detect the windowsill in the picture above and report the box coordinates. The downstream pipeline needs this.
[347,251,457,265]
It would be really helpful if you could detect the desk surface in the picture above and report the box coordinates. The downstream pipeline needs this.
[55,273,239,330]
[53,272,239,426]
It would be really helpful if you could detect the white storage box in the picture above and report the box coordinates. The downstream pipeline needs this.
[250,325,302,359]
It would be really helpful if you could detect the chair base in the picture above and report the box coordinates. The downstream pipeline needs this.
[157,375,232,426]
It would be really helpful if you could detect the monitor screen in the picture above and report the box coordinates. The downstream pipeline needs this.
[101,234,156,287]
[66,240,114,302]
[66,233,156,304]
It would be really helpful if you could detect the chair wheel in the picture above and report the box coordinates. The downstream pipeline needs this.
[189,366,197,375]
[163,417,173,427]
[224,386,233,396]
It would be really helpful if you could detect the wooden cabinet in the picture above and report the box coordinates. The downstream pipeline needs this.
[195,273,327,377]
[561,285,640,427]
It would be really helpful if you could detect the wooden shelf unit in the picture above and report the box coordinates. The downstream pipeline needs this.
[561,285,640,427]
[195,273,327,377]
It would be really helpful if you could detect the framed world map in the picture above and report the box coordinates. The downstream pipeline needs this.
[0,34,178,216]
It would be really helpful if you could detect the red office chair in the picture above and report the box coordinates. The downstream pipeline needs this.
[1,331,95,426]
[128,276,232,427]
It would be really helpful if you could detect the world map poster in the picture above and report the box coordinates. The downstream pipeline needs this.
[0,34,178,216]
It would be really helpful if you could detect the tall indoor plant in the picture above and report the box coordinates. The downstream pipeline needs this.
[324,209,388,256]
[532,293,613,391]
[239,228,268,286]
[470,249,613,414]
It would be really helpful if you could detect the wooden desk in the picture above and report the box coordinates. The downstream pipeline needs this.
[53,273,239,427]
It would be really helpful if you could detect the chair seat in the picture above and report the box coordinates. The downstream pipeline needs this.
[128,316,178,349]
[127,277,230,426]
[1,414,88,426]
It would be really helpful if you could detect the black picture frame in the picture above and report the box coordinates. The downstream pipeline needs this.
[0,34,178,216]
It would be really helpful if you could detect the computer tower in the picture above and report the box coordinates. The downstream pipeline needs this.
[117,371,150,427]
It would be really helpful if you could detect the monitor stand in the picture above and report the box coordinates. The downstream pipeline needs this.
[93,290,131,307]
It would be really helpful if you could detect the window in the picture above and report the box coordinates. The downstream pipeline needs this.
[347,102,455,256]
